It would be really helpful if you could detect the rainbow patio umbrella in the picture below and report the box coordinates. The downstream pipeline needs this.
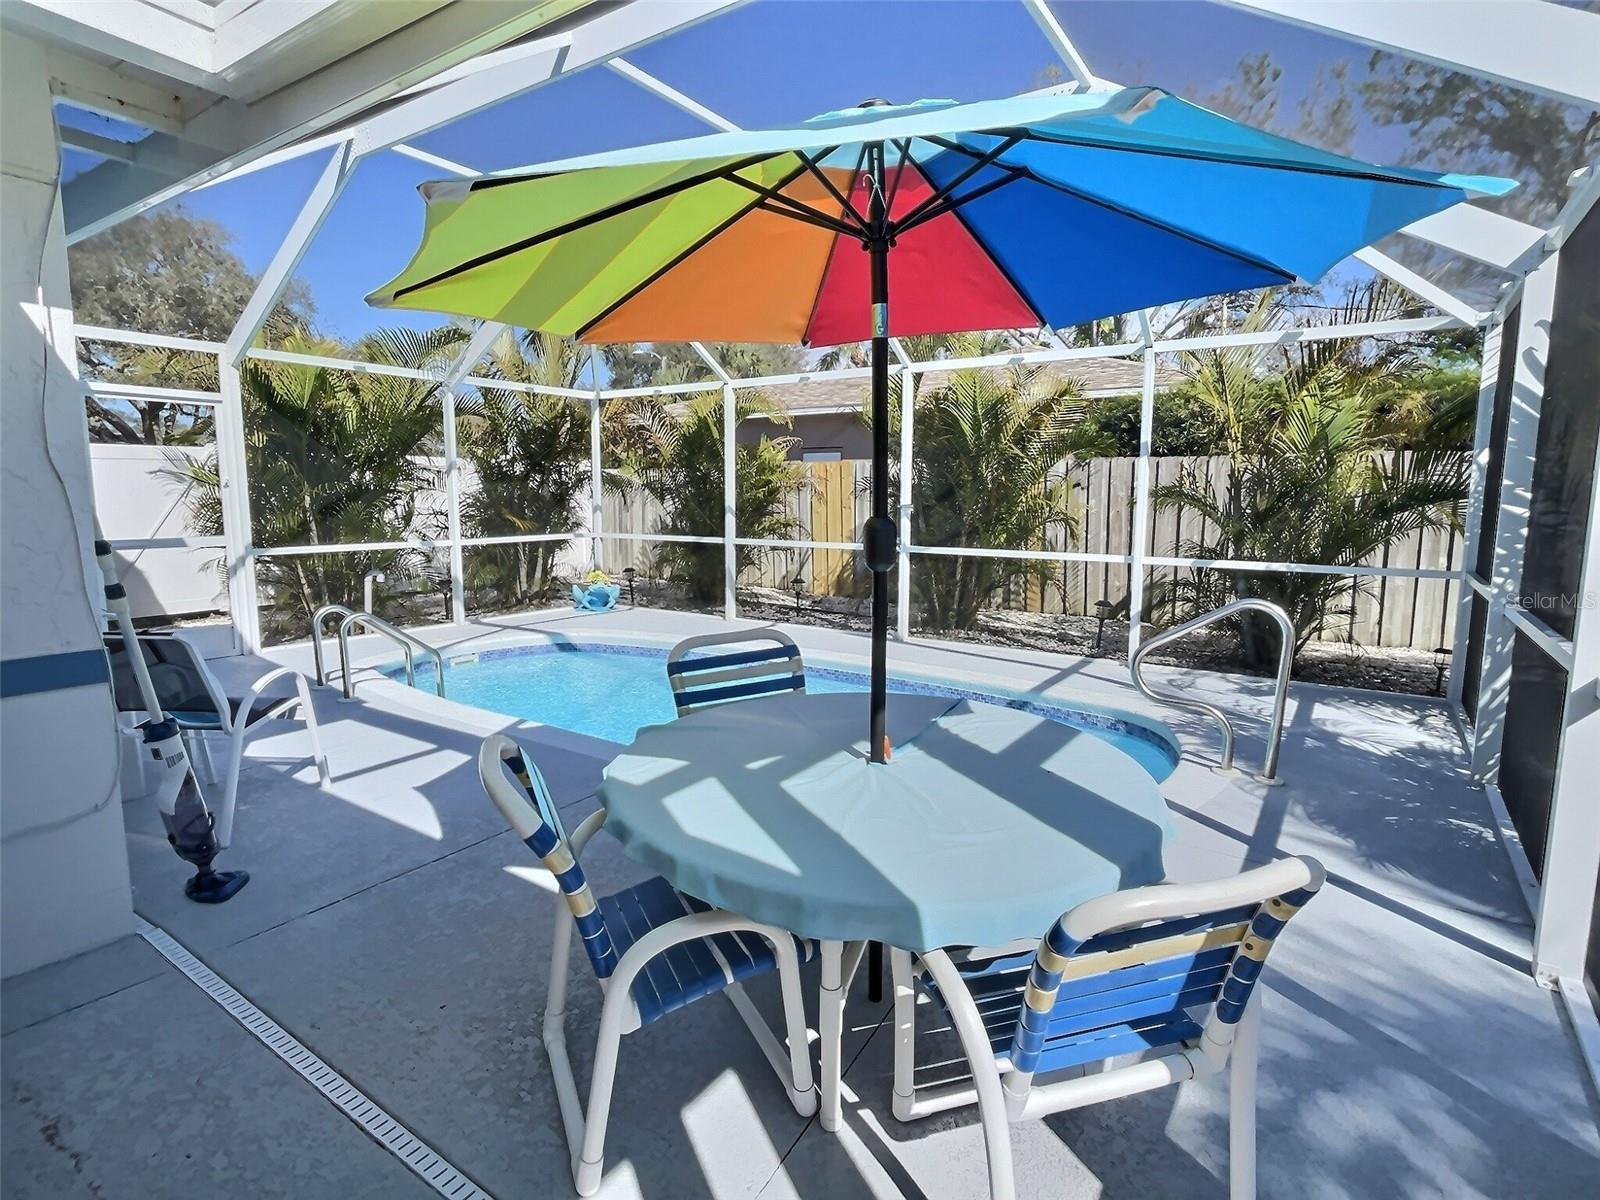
[370,87,1512,763]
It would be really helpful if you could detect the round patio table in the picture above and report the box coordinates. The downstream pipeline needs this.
[598,690,1174,1133]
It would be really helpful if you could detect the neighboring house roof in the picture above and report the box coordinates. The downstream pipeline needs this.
[751,356,1178,416]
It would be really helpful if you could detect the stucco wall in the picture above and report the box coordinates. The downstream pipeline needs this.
[1,33,134,978]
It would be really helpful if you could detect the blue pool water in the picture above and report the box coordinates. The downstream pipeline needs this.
[392,642,1177,780]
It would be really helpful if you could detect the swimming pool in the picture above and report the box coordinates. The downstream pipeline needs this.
[389,641,1179,780]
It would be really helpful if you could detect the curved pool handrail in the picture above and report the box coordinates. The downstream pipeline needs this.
[311,604,356,687]
[335,612,446,701]
[1130,598,1293,782]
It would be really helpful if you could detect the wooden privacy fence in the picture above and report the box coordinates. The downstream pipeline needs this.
[599,455,1465,652]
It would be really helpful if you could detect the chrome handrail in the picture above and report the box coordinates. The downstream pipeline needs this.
[311,604,356,687]
[335,612,446,701]
[1130,598,1294,783]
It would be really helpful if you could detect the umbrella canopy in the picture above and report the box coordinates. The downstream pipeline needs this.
[370,86,1512,763]
[369,88,1510,341]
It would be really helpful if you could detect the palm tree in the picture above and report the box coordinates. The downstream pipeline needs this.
[906,334,1113,629]
[178,326,462,636]
[614,391,803,603]
[456,330,594,608]
[1152,283,1468,667]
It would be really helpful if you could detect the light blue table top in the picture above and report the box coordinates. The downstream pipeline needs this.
[599,692,1175,953]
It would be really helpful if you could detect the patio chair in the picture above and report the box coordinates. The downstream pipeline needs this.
[665,628,805,717]
[889,855,1325,1200]
[479,733,817,1196]
[104,631,329,848]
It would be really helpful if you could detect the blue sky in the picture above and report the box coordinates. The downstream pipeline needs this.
[71,0,1497,341]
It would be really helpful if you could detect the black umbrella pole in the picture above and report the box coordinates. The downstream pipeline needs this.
[865,143,893,766]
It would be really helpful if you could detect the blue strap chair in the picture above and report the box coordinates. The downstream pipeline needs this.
[665,628,805,717]
[479,733,817,1196]
[888,855,1325,1200]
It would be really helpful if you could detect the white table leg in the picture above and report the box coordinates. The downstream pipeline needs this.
[818,938,845,1131]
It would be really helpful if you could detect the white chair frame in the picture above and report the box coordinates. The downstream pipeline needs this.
[480,734,817,1196]
[889,856,1324,1200]
[123,634,330,848]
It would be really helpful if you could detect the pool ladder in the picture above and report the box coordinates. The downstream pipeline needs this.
[311,603,446,701]
[1130,598,1293,784]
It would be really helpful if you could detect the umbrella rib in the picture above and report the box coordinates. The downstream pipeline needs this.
[572,158,817,343]
[797,144,869,347]
[891,135,1023,234]
[921,135,1300,285]
[752,199,860,238]
[892,170,1026,238]
[896,159,1053,333]
[883,138,914,215]
[717,159,861,237]
[390,151,789,301]
[792,149,871,233]
[985,125,1456,190]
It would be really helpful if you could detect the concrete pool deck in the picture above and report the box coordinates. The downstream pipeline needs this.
[4,606,1598,1198]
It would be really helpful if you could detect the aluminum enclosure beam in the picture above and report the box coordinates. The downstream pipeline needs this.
[1532,432,1600,988]
[1448,316,1504,708]
[56,125,226,182]
[1469,253,1560,783]
[436,321,508,622]
[1401,204,1549,276]
[607,58,741,132]
[1020,0,1108,90]
[190,3,745,189]
[1218,0,1600,109]
[44,46,191,135]
[1353,248,1487,326]
[63,1,746,242]
[224,140,356,364]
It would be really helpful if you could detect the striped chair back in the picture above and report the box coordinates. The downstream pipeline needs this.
[665,629,805,717]
[479,734,618,979]
[1005,856,1324,1090]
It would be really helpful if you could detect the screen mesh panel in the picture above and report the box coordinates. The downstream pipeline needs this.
[1520,206,1599,642]
[1500,633,1565,879]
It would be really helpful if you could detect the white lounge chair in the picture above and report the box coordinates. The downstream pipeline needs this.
[889,855,1325,1200]
[104,631,329,847]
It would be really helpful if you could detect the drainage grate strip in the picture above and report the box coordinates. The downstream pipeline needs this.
[136,918,494,1200]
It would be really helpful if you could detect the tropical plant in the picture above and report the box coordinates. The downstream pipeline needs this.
[177,327,462,634]
[614,391,803,603]
[456,330,594,609]
[903,334,1113,630]
[1152,284,1469,667]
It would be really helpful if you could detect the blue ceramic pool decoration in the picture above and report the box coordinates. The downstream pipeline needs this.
[572,581,620,612]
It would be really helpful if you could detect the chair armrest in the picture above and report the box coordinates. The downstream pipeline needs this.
[233,666,308,731]
[568,806,608,857]
[606,908,799,997]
